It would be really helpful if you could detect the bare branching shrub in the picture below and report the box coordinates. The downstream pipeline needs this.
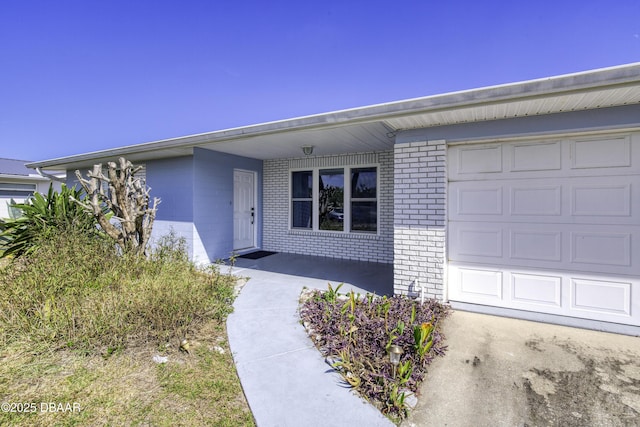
[74,157,160,256]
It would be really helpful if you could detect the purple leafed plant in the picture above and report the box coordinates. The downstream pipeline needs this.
[299,284,450,422]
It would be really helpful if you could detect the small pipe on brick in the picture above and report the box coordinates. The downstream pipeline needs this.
[416,278,425,305]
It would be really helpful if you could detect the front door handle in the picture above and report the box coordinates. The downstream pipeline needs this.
[250,207,255,224]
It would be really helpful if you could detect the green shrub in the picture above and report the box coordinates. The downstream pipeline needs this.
[0,183,103,258]
[300,287,450,422]
[0,230,236,354]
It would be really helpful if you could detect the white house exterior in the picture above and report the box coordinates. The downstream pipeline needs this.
[28,63,640,334]
[0,158,64,218]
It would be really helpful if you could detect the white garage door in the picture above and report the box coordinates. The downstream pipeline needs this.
[447,133,640,327]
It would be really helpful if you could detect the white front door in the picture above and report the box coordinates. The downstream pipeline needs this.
[234,170,256,250]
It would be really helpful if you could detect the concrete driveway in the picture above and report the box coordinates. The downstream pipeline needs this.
[404,311,640,427]
[226,252,639,426]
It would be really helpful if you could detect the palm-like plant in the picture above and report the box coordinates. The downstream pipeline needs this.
[0,184,105,258]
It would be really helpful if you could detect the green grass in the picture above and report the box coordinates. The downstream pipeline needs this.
[0,231,254,426]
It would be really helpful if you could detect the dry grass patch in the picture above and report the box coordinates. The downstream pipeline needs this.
[0,231,254,426]
[0,322,254,426]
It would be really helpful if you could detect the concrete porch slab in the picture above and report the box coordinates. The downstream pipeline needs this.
[230,251,394,296]
[225,252,394,426]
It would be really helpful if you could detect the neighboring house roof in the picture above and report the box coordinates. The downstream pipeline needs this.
[0,158,38,176]
[0,158,65,181]
[27,62,640,171]
[0,158,48,181]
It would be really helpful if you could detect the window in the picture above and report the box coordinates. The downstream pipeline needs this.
[291,171,313,229]
[350,167,377,232]
[319,169,344,231]
[291,166,378,233]
[0,182,36,198]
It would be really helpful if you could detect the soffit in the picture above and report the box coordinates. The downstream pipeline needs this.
[201,85,640,160]
[198,121,394,160]
[27,63,640,170]
[383,85,640,130]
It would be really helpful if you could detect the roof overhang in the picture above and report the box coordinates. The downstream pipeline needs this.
[0,174,51,182]
[28,62,640,171]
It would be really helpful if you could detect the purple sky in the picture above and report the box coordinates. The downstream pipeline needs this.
[2,0,639,162]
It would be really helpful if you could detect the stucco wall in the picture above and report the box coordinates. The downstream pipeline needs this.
[193,148,263,261]
[146,156,194,222]
[66,152,263,264]
[145,156,198,259]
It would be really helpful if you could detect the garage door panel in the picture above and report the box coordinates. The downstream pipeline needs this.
[450,222,566,267]
[450,224,502,258]
[450,182,503,219]
[448,133,640,329]
[571,231,631,267]
[511,273,562,307]
[571,136,631,169]
[450,176,639,225]
[449,134,640,182]
[571,278,631,317]
[451,222,639,275]
[455,144,502,174]
[511,185,562,216]
[457,186,502,215]
[571,181,631,217]
[449,264,639,325]
[457,268,503,300]
[510,230,562,262]
[511,141,562,171]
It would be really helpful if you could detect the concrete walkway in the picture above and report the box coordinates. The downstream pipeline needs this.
[226,253,394,427]
[226,252,640,426]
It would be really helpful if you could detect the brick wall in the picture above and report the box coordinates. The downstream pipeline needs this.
[262,151,394,263]
[393,140,446,299]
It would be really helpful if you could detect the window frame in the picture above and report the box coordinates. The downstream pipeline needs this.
[318,167,345,232]
[0,182,37,198]
[289,163,379,235]
[290,170,314,230]
[349,166,379,233]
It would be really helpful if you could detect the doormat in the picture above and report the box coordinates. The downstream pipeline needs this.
[238,251,277,260]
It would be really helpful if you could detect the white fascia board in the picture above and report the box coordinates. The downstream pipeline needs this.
[27,62,640,170]
[0,174,50,181]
